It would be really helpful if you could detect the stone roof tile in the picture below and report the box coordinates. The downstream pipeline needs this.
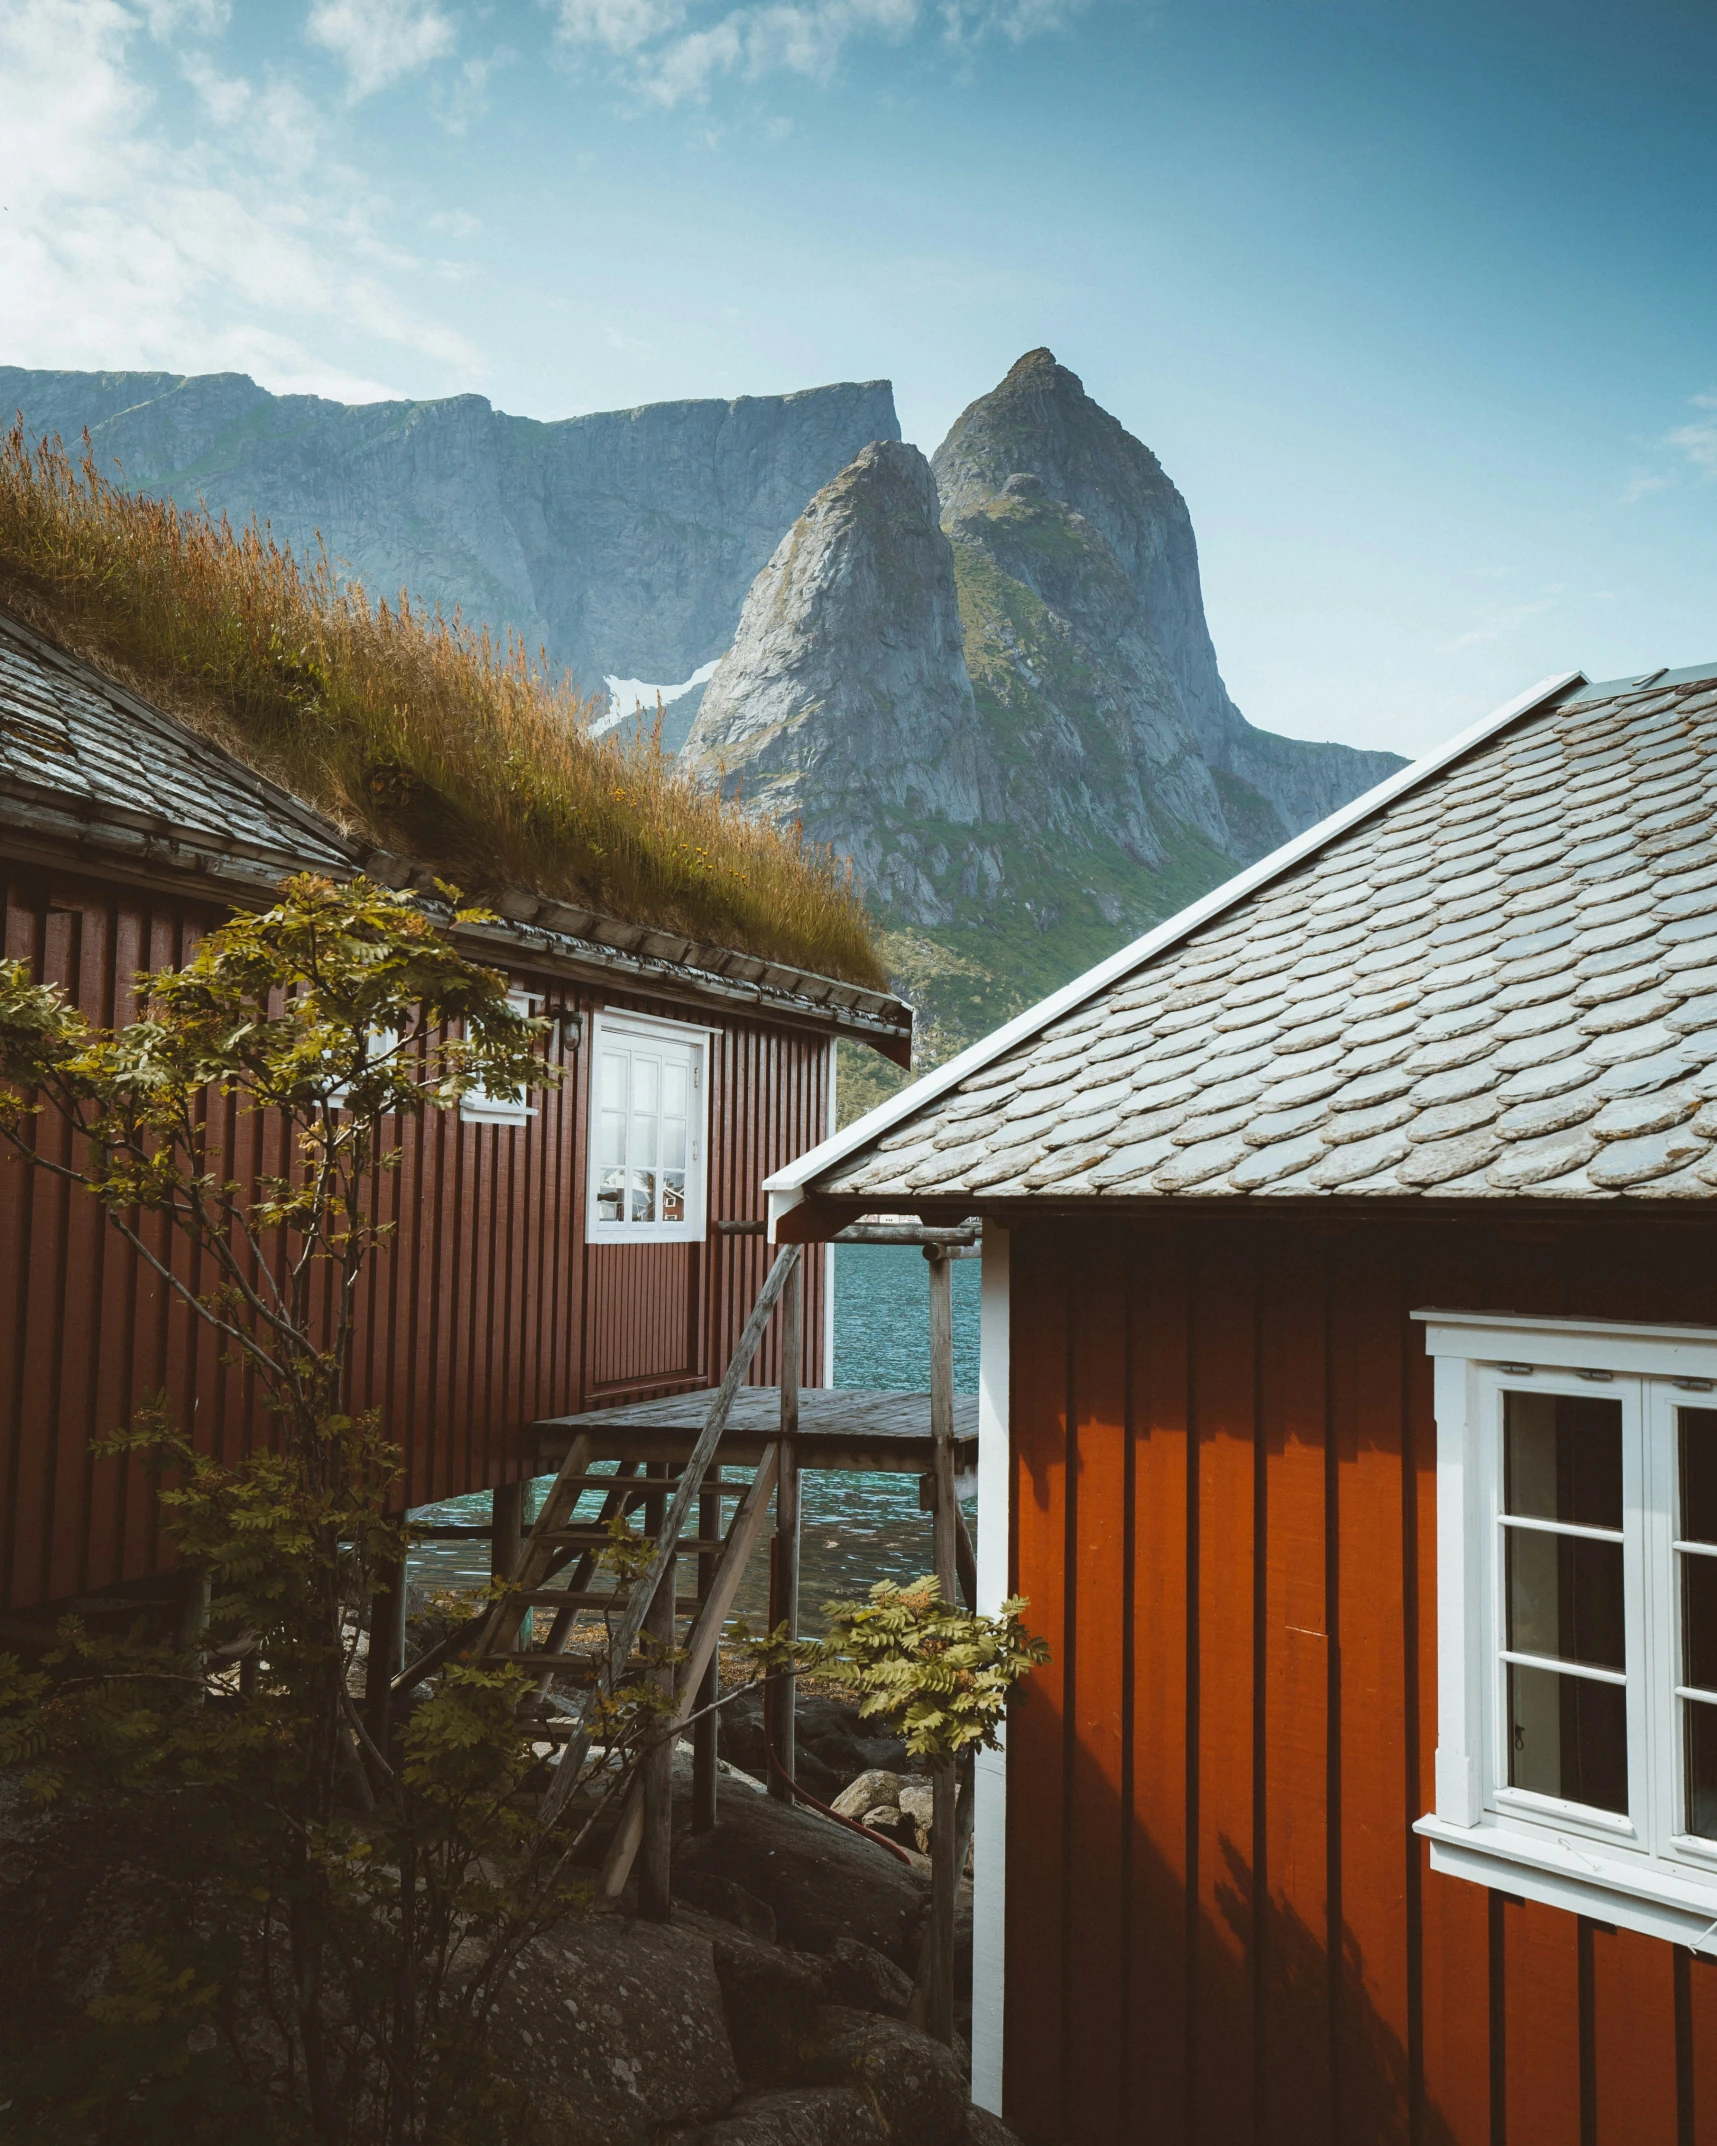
[806,665,1717,1206]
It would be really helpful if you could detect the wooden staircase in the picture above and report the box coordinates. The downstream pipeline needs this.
[468,1243,803,1907]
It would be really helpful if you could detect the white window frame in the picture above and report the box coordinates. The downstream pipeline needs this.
[1416,1308,1717,1952]
[460,990,539,1126]
[328,1025,402,1113]
[585,1009,711,1245]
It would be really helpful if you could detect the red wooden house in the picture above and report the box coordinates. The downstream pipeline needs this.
[0,606,909,1616]
[767,660,1717,2143]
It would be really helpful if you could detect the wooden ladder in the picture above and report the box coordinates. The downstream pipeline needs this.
[470,1243,803,1903]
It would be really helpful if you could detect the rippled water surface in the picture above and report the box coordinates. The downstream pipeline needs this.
[408,1246,981,1630]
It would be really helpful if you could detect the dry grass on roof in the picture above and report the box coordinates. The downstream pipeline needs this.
[0,421,887,990]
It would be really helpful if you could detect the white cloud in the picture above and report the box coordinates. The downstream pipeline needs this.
[1626,389,1717,500]
[140,0,230,30]
[306,0,458,100]
[1667,392,1717,480]
[556,0,689,52]
[942,0,1085,41]
[0,0,482,401]
[180,49,251,124]
[550,0,1086,105]
[1441,594,1561,653]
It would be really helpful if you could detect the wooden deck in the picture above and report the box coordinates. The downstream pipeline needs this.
[532,1386,979,1476]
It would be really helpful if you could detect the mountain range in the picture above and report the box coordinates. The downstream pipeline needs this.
[2,354,1402,1095]
[0,364,894,701]
[685,351,1401,1073]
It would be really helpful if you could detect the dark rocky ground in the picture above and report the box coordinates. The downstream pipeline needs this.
[0,1721,1012,2146]
[505,1753,1007,2144]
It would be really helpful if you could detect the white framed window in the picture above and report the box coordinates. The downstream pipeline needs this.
[460,990,538,1126]
[1416,1309,1717,1951]
[328,1027,401,1113]
[586,1011,709,1243]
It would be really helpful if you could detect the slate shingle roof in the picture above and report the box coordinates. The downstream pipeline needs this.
[809,663,1717,1204]
[0,610,357,876]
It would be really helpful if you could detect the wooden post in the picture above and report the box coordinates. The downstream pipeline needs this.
[490,1479,526,1580]
[923,1244,960,2045]
[177,1567,211,1706]
[926,1246,958,1602]
[364,1551,407,1751]
[491,1477,528,1651]
[639,1466,675,1919]
[692,1467,722,1832]
[768,1256,803,1801]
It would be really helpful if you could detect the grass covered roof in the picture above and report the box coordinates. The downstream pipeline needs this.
[0,420,887,992]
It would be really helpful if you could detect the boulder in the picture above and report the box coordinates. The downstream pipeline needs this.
[696,2086,888,2144]
[497,1913,740,2144]
[675,1779,927,1966]
[961,2105,1025,2145]
[795,2005,970,2146]
[795,1695,910,1781]
[820,1935,914,2020]
[699,1918,827,2084]
[897,1781,936,1853]
[676,1870,778,1941]
[831,1769,902,1821]
[716,1690,908,1803]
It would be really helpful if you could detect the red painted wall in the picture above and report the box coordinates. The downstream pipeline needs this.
[1002,1211,1717,2146]
[0,861,831,1608]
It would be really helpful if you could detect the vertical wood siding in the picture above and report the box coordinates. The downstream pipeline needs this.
[1004,1212,1717,2146]
[0,866,832,1606]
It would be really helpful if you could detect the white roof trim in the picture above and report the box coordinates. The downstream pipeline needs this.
[764,667,1584,1234]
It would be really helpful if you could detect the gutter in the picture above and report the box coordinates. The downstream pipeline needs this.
[0,791,913,1055]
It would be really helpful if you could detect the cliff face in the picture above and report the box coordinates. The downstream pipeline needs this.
[0,366,899,696]
[933,349,1401,852]
[686,440,992,922]
[691,351,1404,1056]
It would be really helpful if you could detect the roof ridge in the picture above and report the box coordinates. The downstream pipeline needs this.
[764,666,1586,1230]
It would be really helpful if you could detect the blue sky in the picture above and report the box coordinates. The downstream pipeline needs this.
[3,0,1714,754]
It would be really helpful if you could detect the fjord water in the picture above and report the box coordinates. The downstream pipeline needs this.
[407,1245,981,1628]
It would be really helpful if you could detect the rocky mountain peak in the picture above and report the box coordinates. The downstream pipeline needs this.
[684,439,991,925]
[933,347,1176,543]
[689,353,1405,1055]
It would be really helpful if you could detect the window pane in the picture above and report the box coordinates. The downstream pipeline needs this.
[663,1169,686,1222]
[631,1168,657,1223]
[1686,1699,1717,1839]
[1505,1390,1622,1529]
[634,1056,660,1113]
[1505,1527,1625,1671]
[1507,1661,1628,1813]
[597,1168,625,1221]
[1681,1408,1717,1545]
[600,1050,628,1113]
[1684,1554,1717,1692]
